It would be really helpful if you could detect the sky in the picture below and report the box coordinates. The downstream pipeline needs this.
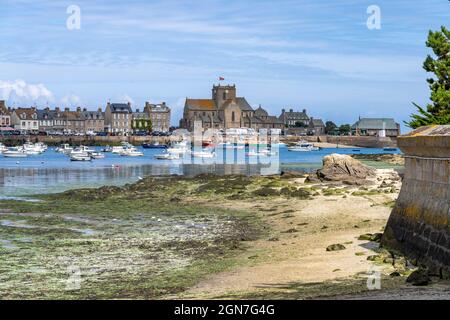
[0,0,449,130]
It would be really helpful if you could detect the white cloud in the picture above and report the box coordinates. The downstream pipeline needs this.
[61,94,82,107]
[0,79,54,104]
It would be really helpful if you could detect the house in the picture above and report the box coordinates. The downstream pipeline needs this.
[180,84,283,131]
[144,102,171,132]
[279,108,309,128]
[105,102,133,134]
[132,108,152,133]
[351,118,400,137]
[10,107,39,132]
[82,108,105,133]
[0,100,11,127]
[308,117,326,136]
[37,107,57,132]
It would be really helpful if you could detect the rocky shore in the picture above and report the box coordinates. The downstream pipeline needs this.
[0,154,448,299]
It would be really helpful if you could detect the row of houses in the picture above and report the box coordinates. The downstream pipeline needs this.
[0,100,171,134]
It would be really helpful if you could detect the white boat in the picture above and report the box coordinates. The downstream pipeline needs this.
[167,140,190,154]
[102,146,113,152]
[3,147,28,158]
[70,146,95,156]
[0,143,8,153]
[70,153,92,161]
[191,151,215,158]
[22,142,46,155]
[89,152,105,159]
[288,141,320,152]
[56,144,73,154]
[120,147,144,157]
[154,153,180,160]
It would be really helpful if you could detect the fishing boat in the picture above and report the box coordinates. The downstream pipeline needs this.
[3,147,28,158]
[287,141,320,152]
[89,152,105,159]
[154,153,180,160]
[142,142,167,149]
[70,153,92,161]
[56,144,73,154]
[120,147,144,157]
[191,151,215,158]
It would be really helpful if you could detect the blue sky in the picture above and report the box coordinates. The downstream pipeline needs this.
[0,0,449,130]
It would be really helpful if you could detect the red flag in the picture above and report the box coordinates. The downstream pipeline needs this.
[219,77,225,81]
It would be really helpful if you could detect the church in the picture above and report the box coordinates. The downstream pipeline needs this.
[179,84,284,131]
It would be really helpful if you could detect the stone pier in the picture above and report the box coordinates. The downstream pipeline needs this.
[382,125,450,276]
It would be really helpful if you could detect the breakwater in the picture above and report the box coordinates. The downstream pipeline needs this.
[382,125,450,277]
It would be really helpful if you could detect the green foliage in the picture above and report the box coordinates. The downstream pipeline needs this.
[339,124,351,135]
[407,26,450,128]
[132,119,152,132]
[325,121,337,134]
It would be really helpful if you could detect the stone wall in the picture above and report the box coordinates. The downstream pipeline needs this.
[382,125,450,276]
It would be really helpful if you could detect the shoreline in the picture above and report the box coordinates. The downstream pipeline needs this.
[3,161,446,300]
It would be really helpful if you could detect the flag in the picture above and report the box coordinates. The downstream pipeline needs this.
[219,77,225,81]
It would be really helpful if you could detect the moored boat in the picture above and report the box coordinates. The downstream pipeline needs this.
[142,142,167,149]
[287,141,320,152]
[3,147,28,158]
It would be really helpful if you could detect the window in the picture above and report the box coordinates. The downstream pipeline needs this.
[231,111,235,122]
[223,92,226,100]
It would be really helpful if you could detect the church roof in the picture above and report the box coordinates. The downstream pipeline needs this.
[235,97,253,111]
[185,99,216,111]
[254,106,268,117]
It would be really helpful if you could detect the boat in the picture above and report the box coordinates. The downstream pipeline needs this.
[191,151,215,158]
[120,147,144,157]
[22,142,45,155]
[0,143,8,153]
[70,153,92,161]
[102,146,113,152]
[70,146,95,156]
[154,153,180,160]
[142,142,167,149]
[167,141,190,155]
[56,144,73,154]
[287,141,320,152]
[2,147,28,158]
[89,152,105,159]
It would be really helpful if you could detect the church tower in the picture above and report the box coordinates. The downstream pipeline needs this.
[212,84,236,108]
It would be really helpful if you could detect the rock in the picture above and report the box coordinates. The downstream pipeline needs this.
[315,154,376,184]
[358,233,373,241]
[326,244,346,251]
[390,271,401,277]
[371,233,383,243]
[406,269,431,286]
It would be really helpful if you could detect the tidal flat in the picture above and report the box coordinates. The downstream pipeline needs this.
[1,166,448,300]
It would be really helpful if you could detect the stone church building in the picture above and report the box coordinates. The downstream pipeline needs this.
[180,84,283,131]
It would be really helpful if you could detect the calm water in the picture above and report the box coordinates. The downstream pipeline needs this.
[0,146,400,196]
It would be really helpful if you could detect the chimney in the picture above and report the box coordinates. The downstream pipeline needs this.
[162,102,166,106]
[55,107,60,112]
[127,102,131,107]
[64,107,70,112]
[303,109,307,114]
[289,109,293,113]
[76,107,81,112]
[136,108,140,113]
[45,107,50,111]
[98,107,102,113]
[282,109,285,113]
[83,108,87,112]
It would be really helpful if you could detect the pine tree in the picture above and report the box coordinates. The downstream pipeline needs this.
[407,26,450,128]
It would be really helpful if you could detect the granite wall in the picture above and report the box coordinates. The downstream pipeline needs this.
[382,125,450,276]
